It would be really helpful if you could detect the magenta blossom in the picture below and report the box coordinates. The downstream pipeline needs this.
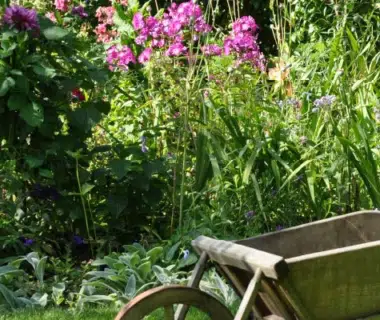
[138,47,153,64]
[132,12,145,30]
[54,0,71,12]
[232,16,257,34]
[72,6,88,18]
[107,45,136,71]
[201,44,222,56]
[166,42,187,56]
[3,5,39,31]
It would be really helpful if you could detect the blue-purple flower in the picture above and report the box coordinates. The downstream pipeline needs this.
[2,5,39,31]
[245,210,255,219]
[313,95,336,108]
[276,225,284,231]
[23,238,34,246]
[141,136,148,153]
[72,6,88,18]
[183,249,190,260]
[73,235,84,245]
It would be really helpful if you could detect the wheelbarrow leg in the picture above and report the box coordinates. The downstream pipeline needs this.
[175,252,208,320]
[234,269,263,320]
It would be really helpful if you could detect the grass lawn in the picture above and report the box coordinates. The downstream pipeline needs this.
[0,307,211,319]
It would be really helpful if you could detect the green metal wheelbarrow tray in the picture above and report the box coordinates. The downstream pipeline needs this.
[115,210,380,320]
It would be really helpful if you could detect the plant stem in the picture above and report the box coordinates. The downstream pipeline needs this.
[76,158,93,257]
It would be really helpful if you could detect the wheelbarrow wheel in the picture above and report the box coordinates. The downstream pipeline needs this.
[115,285,234,320]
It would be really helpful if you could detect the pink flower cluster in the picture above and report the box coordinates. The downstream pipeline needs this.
[54,0,71,12]
[95,6,118,43]
[201,44,222,56]
[106,45,136,71]
[131,1,212,62]
[223,16,265,70]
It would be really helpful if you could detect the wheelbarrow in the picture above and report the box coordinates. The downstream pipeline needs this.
[115,210,380,320]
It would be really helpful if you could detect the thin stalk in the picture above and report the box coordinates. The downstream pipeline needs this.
[76,158,93,256]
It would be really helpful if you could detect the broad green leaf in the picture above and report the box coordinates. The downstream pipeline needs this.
[7,94,28,111]
[0,283,19,309]
[25,155,44,168]
[33,65,56,78]
[20,101,44,127]
[178,253,198,269]
[69,106,102,133]
[107,194,127,217]
[31,292,48,307]
[36,256,47,284]
[109,159,131,180]
[165,242,181,262]
[125,274,136,299]
[0,265,23,278]
[0,77,15,96]
[137,261,151,280]
[43,26,69,40]
[146,247,163,264]
[81,183,95,195]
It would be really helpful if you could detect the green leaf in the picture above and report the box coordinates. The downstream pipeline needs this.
[20,101,44,127]
[125,274,136,299]
[137,261,151,280]
[7,94,29,111]
[36,256,47,285]
[33,65,56,78]
[43,26,69,40]
[69,107,102,133]
[39,169,54,179]
[0,77,15,96]
[109,159,131,179]
[0,283,19,309]
[0,265,24,278]
[93,101,111,114]
[146,247,163,264]
[81,183,95,195]
[178,253,198,269]
[165,242,181,262]
[107,194,127,217]
[25,155,44,168]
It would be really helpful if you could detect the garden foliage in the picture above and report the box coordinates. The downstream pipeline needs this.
[0,0,379,312]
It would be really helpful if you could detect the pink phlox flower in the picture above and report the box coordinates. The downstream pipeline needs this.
[54,0,71,12]
[95,6,115,25]
[72,6,88,18]
[166,42,187,56]
[152,38,165,48]
[45,12,57,23]
[3,5,39,31]
[132,12,145,30]
[112,0,128,5]
[202,44,222,56]
[232,16,257,35]
[107,45,136,71]
[138,47,153,64]
[95,23,118,43]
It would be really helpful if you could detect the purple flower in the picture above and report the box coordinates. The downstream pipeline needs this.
[166,42,187,57]
[276,225,284,231]
[2,5,39,32]
[73,235,84,245]
[72,6,88,18]
[232,16,258,34]
[201,44,222,56]
[183,249,190,260]
[313,95,336,107]
[133,12,145,30]
[245,210,255,219]
[23,238,34,246]
[141,136,148,153]
[138,47,153,64]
